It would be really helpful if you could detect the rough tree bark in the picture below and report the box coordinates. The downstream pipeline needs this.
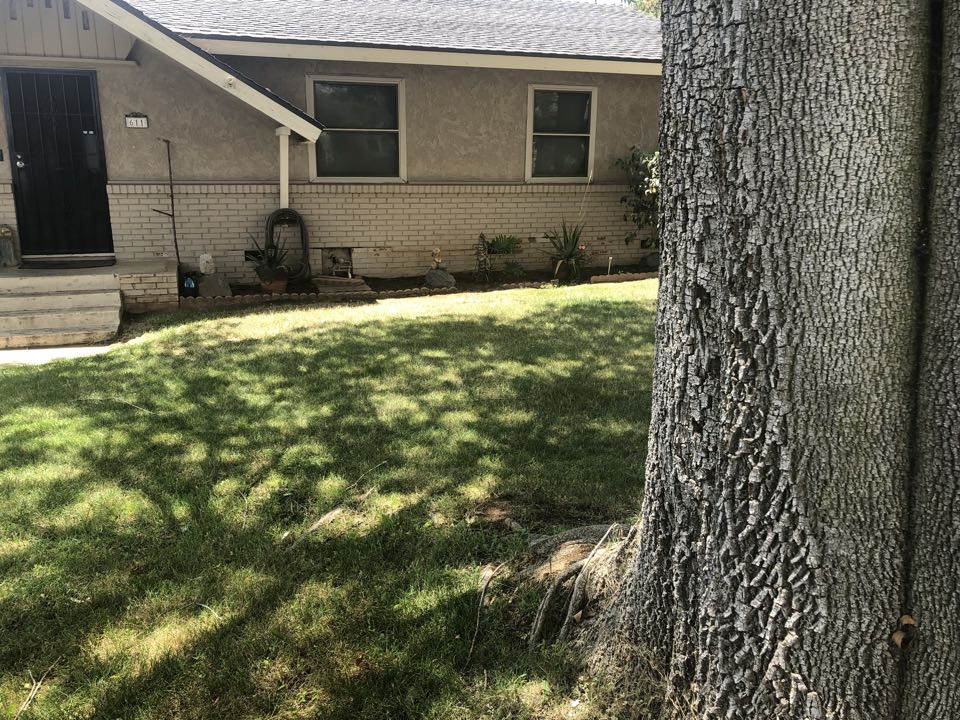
[902,1,960,717]
[576,1,960,718]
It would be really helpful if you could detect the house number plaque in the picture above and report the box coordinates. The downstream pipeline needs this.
[125,113,149,129]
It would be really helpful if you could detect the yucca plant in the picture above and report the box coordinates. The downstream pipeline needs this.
[545,220,589,280]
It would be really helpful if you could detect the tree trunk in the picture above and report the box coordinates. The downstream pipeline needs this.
[585,2,936,718]
[902,1,960,717]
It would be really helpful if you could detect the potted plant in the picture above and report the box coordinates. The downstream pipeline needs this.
[545,220,590,281]
[250,234,290,294]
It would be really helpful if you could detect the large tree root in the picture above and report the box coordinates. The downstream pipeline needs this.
[558,523,620,640]
[528,523,629,555]
[529,559,587,648]
[528,522,629,648]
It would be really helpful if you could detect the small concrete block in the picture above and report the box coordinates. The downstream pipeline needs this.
[199,274,233,297]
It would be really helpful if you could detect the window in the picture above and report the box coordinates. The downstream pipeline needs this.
[306,76,405,181]
[526,85,597,182]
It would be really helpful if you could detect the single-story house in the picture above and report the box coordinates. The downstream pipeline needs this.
[0,0,661,346]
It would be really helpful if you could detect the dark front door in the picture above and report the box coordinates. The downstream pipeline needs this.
[4,70,113,256]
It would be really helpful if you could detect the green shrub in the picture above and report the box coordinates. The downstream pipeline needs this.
[502,260,525,279]
[616,148,660,249]
[486,234,519,255]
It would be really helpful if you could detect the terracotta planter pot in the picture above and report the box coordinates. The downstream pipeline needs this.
[552,260,573,282]
[260,277,288,294]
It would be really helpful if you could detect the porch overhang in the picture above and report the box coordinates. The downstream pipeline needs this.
[77,0,324,142]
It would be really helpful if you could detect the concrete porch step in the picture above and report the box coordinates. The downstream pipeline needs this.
[0,327,118,350]
[0,290,122,313]
[0,271,120,295]
[0,306,122,333]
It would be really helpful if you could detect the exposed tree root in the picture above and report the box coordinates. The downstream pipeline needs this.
[558,523,621,641]
[528,522,630,648]
[529,559,587,649]
[528,523,629,555]
[463,561,508,670]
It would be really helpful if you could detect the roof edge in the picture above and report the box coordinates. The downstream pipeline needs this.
[191,37,663,76]
[184,33,663,65]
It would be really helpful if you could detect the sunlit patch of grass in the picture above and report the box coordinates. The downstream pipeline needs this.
[0,281,657,719]
[0,538,29,559]
[42,486,161,534]
[372,392,430,425]
[90,611,223,677]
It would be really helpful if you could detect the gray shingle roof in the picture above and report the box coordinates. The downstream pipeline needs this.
[123,0,661,63]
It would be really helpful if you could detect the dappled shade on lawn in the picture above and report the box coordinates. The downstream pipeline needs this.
[0,283,657,720]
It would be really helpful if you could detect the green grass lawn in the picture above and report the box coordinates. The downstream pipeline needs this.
[0,281,657,720]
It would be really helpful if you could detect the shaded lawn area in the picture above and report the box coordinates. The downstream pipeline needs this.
[0,281,657,720]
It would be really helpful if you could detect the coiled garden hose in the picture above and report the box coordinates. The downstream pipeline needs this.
[265,208,311,282]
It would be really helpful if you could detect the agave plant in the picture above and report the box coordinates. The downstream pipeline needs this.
[545,220,589,280]
[248,232,289,281]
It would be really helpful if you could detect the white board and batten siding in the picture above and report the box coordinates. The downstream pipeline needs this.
[0,0,133,60]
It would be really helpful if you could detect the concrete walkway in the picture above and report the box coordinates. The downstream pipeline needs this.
[0,344,114,366]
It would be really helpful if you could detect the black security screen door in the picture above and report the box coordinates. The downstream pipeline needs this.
[4,70,113,256]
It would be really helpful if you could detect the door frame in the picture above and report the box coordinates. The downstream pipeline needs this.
[1,67,114,259]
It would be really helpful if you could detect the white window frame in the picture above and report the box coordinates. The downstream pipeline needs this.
[525,84,598,184]
[306,74,407,183]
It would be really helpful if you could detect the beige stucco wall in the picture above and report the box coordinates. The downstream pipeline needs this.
[225,56,660,184]
[85,44,659,183]
[96,43,283,182]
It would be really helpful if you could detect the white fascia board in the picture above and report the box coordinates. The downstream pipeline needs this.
[77,0,322,141]
[191,38,663,77]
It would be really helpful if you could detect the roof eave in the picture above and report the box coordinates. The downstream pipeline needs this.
[188,36,663,76]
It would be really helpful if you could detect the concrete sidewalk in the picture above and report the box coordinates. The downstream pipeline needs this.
[0,344,114,366]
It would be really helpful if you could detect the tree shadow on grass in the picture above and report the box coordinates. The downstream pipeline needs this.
[0,295,656,719]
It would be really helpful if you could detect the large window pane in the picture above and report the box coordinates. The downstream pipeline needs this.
[316,131,400,177]
[314,82,399,130]
[533,90,591,134]
[532,136,589,177]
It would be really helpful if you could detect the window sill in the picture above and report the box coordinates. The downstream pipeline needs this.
[309,177,406,184]
[524,177,592,184]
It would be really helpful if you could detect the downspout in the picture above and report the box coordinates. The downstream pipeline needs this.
[276,126,291,210]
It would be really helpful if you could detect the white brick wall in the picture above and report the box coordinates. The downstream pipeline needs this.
[0,184,19,263]
[119,270,179,313]
[108,182,646,282]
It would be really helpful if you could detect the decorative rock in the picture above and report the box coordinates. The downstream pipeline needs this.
[425,268,457,289]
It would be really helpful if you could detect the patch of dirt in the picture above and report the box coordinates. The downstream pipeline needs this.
[365,272,552,293]
[528,541,596,582]
[477,499,512,523]
[476,499,525,532]
[365,264,656,293]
